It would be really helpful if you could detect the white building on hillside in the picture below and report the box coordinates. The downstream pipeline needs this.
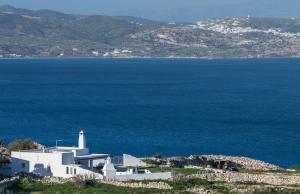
[11,130,110,179]
[11,130,172,181]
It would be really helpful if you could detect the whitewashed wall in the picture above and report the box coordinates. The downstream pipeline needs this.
[123,154,147,167]
[64,164,103,179]
[11,151,64,177]
[11,151,103,179]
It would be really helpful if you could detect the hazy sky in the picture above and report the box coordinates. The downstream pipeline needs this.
[0,0,248,14]
[0,0,299,22]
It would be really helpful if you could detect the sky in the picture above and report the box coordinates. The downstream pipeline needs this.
[0,0,299,22]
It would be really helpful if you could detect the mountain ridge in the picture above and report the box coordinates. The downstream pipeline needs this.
[1,6,300,58]
[1,0,300,22]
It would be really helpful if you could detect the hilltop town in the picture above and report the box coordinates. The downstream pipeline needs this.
[1,5,300,59]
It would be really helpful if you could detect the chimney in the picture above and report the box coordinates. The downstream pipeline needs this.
[78,130,86,149]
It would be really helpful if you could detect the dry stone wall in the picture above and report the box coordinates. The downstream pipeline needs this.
[193,172,300,186]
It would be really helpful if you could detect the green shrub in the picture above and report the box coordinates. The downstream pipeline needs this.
[74,175,96,188]
[7,139,38,154]
[0,156,10,164]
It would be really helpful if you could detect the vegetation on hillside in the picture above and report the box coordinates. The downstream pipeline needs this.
[13,178,300,194]
[13,180,169,194]
[1,6,300,58]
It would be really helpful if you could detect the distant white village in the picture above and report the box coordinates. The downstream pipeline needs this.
[9,131,171,181]
[195,17,300,38]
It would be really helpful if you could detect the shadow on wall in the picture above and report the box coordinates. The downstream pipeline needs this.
[11,158,29,175]
[33,164,53,177]
[0,165,11,176]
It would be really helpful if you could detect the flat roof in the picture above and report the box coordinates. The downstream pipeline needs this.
[75,154,111,160]
[12,149,46,153]
[12,146,87,154]
[48,147,88,152]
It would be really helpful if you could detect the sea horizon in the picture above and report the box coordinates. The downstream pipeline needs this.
[1,58,300,168]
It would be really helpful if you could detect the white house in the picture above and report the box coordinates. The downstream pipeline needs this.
[11,130,172,181]
[11,130,109,179]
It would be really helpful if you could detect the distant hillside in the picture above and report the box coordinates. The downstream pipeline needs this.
[1,6,300,58]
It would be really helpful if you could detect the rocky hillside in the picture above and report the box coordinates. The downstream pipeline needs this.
[1,5,300,58]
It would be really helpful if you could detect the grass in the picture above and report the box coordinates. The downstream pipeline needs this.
[13,178,300,194]
[14,166,300,194]
[255,190,300,194]
[12,178,231,194]
[13,180,171,194]
[166,179,229,194]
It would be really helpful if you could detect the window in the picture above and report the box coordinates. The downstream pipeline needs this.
[74,168,77,175]
[70,167,73,175]
[47,165,51,173]
[21,163,25,169]
[66,167,69,175]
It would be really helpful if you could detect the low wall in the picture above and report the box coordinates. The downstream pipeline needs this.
[194,172,300,186]
[101,180,172,190]
[115,172,172,182]
[0,177,19,193]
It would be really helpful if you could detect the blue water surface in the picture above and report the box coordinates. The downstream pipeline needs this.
[0,58,300,167]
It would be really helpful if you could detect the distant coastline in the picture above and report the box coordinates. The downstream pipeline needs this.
[1,56,300,60]
[1,6,300,60]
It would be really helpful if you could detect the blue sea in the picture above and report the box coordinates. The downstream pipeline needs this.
[0,58,300,168]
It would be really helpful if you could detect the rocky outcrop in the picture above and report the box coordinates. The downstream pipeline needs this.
[167,156,241,171]
[193,171,300,186]
[201,155,281,170]
[146,155,279,172]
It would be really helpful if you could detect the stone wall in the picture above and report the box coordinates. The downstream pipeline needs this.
[114,172,172,182]
[37,176,172,190]
[193,171,300,186]
[101,180,172,190]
